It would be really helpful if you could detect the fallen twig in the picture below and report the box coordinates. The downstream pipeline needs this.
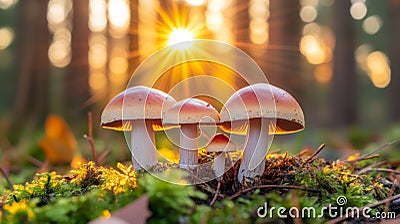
[363,138,400,159]
[364,168,400,175]
[0,167,14,191]
[356,161,386,175]
[385,180,397,213]
[84,112,97,163]
[342,138,400,165]
[229,185,320,200]
[341,154,380,164]
[303,143,326,164]
[210,181,221,206]
[327,194,400,224]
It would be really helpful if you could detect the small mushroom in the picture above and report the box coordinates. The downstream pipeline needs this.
[206,133,236,181]
[220,83,304,184]
[164,98,220,169]
[101,86,176,170]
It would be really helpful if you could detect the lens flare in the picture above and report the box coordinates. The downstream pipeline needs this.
[168,28,195,46]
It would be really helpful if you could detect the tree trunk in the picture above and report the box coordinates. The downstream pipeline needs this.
[330,0,356,127]
[10,0,49,142]
[129,0,139,76]
[267,0,302,94]
[388,0,400,122]
[233,0,250,44]
[65,0,90,121]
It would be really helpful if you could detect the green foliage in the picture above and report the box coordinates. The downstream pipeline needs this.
[141,171,206,224]
[0,152,396,223]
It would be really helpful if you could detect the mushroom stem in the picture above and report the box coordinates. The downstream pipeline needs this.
[238,118,269,184]
[214,152,225,181]
[180,124,198,169]
[131,120,157,170]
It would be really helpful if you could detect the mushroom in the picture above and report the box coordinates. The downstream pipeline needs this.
[163,98,220,169]
[205,133,236,181]
[101,86,176,170]
[220,83,304,184]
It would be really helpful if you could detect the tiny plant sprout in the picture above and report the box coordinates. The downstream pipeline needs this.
[101,86,176,170]
[205,133,236,181]
[164,98,220,169]
[220,83,304,184]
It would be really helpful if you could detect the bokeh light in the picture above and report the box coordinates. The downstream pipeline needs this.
[0,0,17,10]
[362,15,382,35]
[249,0,269,44]
[350,2,367,20]
[355,43,373,71]
[0,27,14,50]
[366,51,391,88]
[108,0,130,37]
[48,39,71,68]
[300,6,318,23]
[89,0,107,32]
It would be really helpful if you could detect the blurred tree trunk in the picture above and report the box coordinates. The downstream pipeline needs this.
[65,0,90,121]
[233,0,250,44]
[330,0,356,127]
[388,0,400,122]
[129,0,139,75]
[10,0,49,142]
[267,0,302,94]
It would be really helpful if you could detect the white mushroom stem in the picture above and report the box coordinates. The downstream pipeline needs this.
[131,119,158,170]
[238,118,269,184]
[213,152,225,181]
[180,124,198,169]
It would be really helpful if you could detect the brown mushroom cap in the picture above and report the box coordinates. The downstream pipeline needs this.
[163,98,220,125]
[101,86,176,131]
[220,83,304,135]
[206,134,236,153]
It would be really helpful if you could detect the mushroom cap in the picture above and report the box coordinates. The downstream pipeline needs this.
[206,133,236,152]
[220,83,304,135]
[163,98,220,125]
[101,86,176,131]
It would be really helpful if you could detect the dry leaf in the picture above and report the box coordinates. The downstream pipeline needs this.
[39,115,77,165]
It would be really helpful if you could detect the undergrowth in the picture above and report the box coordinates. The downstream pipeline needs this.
[1,152,399,223]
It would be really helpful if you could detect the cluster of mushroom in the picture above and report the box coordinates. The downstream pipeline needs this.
[101,83,304,184]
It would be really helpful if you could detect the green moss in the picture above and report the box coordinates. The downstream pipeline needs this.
[0,152,398,223]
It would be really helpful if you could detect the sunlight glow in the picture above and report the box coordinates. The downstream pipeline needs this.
[206,0,233,43]
[89,35,107,69]
[300,34,332,65]
[47,0,72,31]
[362,15,382,35]
[366,51,391,88]
[185,0,206,7]
[89,33,108,94]
[48,0,72,68]
[138,0,157,58]
[250,0,269,44]
[168,28,195,46]
[0,27,14,50]
[48,39,71,68]
[314,63,333,84]
[89,0,107,32]
[108,0,130,37]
